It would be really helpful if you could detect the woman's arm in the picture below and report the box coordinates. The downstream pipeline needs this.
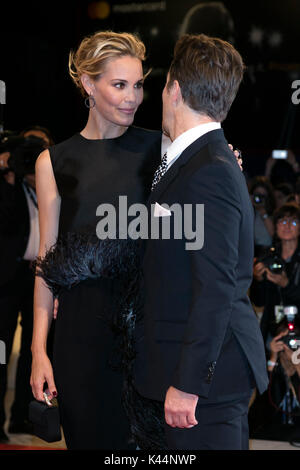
[268,330,288,373]
[30,149,61,401]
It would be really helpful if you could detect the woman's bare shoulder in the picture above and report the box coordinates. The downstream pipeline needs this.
[36,149,51,168]
[35,149,59,198]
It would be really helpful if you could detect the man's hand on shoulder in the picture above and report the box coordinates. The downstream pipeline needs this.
[164,386,199,429]
[228,144,243,171]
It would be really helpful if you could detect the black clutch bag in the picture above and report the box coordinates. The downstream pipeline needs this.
[28,396,61,443]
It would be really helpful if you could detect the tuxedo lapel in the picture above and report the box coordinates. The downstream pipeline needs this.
[148,128,226,206]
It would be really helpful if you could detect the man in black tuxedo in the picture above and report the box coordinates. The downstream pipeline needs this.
[133,34,268,450]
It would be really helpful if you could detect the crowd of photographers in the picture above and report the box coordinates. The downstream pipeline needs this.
[248,153,300,445]
[1,129,300,445]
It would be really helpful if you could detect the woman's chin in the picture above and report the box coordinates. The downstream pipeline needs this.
[116,116,135,128]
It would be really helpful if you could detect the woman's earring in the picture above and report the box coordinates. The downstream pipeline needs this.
[84,94,96,109]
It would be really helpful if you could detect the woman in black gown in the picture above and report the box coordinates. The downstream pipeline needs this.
[30,31,162,450]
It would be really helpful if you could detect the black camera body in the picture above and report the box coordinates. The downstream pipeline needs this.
[253,193,266,205]
[258,247,286,275]
[282,334,300,350]
[281,306,300,350]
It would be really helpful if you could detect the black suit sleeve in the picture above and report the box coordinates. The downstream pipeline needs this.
[171,161,243,397]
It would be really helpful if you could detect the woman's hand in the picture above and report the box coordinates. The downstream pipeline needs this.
[281,343,294,362]
[228,144,243,171]
[265,268,289,288]
[280,343,297,377]
[270,329,288,358]
[253,259,267,281]
[30,352,57,402]
[53,298,59,319]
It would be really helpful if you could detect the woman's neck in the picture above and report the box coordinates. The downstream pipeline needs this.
[80,112,128,140]
[281,238,298,260]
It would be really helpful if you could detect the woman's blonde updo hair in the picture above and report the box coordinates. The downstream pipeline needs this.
[69,31,146,96]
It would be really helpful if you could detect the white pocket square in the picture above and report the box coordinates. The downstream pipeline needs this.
[153,202,172,217]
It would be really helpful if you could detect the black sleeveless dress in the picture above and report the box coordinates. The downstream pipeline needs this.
[47,126,161,449]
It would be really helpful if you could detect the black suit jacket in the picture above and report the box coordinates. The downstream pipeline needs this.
[133,129,269,403]
[0,177,30,290]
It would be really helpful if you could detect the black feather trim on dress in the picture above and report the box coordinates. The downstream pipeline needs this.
[33,230,142,370]
[123,375,167,450]
[33,231,166,450]
[33,231,141,297]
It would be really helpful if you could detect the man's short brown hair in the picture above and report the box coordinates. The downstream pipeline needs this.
[167,33,245,122]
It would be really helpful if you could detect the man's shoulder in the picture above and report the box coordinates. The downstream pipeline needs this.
[189,135,236,176]
[181,128,228,166]
[185,137,246,205]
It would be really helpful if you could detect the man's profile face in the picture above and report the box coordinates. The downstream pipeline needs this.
[162,74,173,139]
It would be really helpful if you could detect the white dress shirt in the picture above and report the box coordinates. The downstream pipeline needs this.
[164,122,221,170]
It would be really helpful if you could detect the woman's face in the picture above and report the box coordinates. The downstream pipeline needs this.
[89,55,144,128]
[276,214,300,241]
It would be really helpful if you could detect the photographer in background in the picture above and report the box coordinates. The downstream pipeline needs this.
[249,204,300,443]
[248,176,275,257]
[250,315,300,446]
[0,135,46,443]
[20,125,54,148]
[250,202,300,349]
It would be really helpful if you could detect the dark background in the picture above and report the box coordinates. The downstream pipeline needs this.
[1,0,300,176]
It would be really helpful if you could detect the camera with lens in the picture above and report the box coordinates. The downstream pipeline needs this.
[253,193,266,205]
[282,334,300,351]
[258,247,286,275]
[0,134,45,178]
[281,306,300,350]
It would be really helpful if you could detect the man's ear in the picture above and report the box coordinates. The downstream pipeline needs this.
[170,80,183,106]
[80,74,95,96]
